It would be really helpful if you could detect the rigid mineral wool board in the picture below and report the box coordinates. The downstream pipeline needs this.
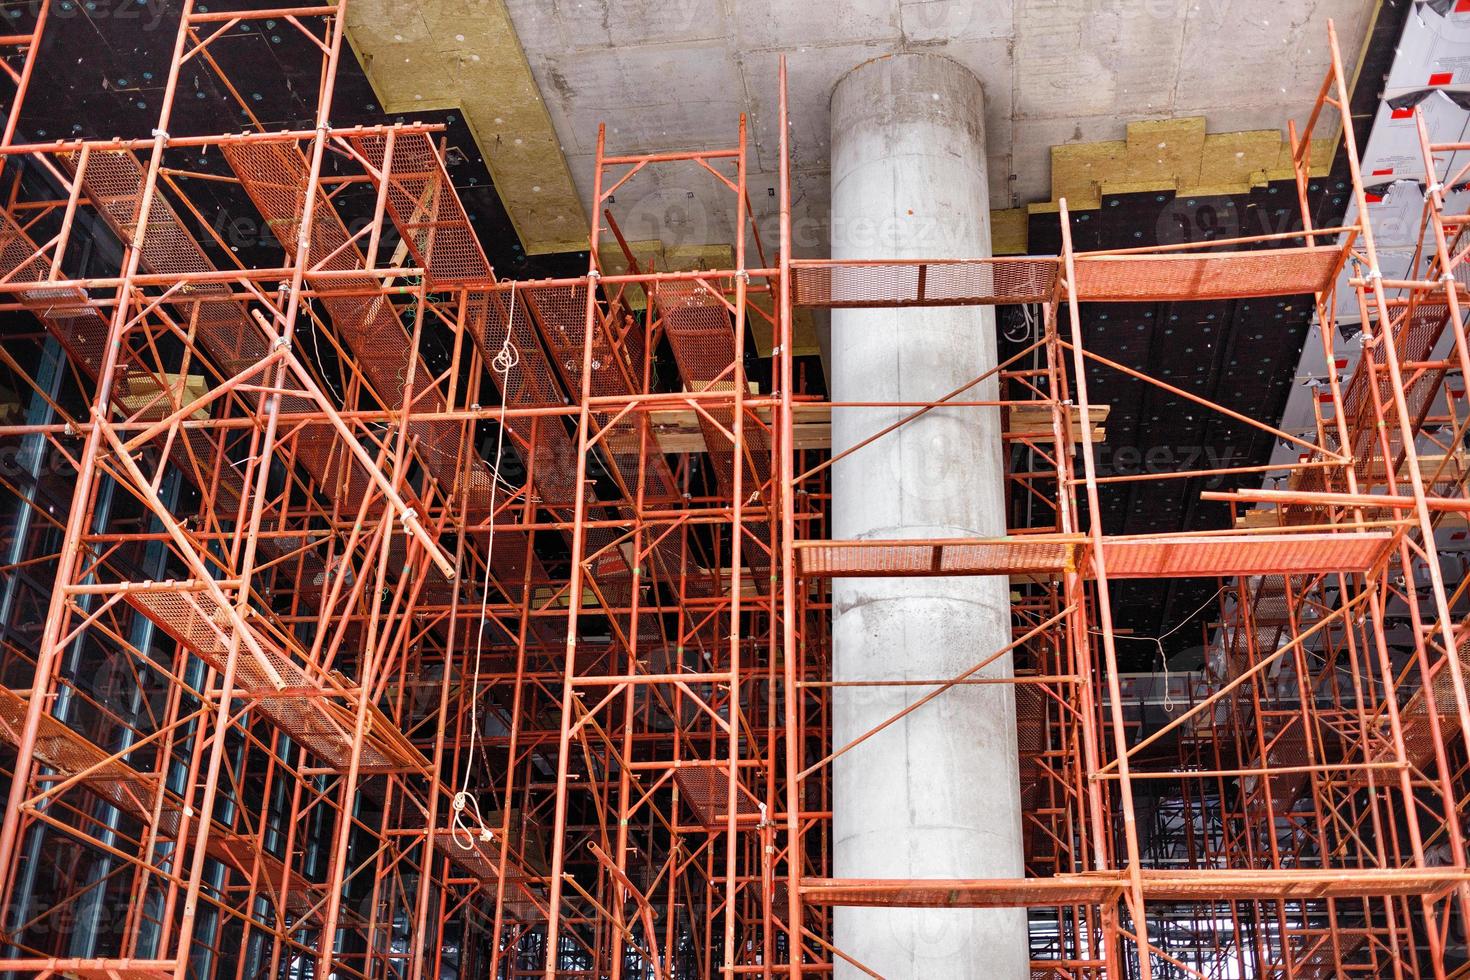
[344,0,589,255]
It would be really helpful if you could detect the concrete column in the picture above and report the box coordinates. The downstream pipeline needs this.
[829,53,1027,979]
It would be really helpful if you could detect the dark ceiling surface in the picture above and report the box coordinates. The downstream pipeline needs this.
[1023,180,1353,670]
[13,0,588,281]
[7,0,1405,671]
[1014,0,1404,670]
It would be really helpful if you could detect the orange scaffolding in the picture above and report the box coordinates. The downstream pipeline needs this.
[0,5,1464,979]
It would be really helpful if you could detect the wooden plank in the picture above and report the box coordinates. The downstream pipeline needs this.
[647,403,1109,453]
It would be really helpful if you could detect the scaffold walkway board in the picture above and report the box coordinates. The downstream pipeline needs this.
[1069,245,1345,302]
[794,536,1084,578]
[428,827,534,885]
[0,690,331,918]
[800,868,1470,908]
[796,531,1393,580]
[0,959,177,978]
[209,834,325,917]
[789,257,1058,307]
[427,828,546,921]
[1100,531,1394,578]
[787,244,1344,309]
[0,686,181,834]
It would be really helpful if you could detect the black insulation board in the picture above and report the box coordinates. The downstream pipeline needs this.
[1006,0,1410,669]
[12,0,586,281]
[1021,178,1356,668]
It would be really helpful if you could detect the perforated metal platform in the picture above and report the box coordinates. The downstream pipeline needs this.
[800,874,1122,909]
[796,531,1392,581]
[254,694,428,775]
[794,536,1083,578]
[790,257,1058,308]
[0,687,179,835]
[127,588,304,693]
[0,958,177,978]
[122,588,427,774]
[428,827,548,918]
[430,826,529,883]
[1070,245,1345,303]
[673,767,763,829]
[209,834,322,917]
[1098,532,1393,579]
[801,867,1468,908]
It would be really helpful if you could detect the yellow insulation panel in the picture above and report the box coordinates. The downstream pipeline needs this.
[345,0,588,255]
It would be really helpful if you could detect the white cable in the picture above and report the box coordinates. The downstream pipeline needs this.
[305,296,345,405]
[453,282,520,850]
[1091,585,1228,714]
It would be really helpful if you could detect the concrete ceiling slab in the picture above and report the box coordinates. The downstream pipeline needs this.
[899,0,1015,43]
[540,38,747,156]
[467,0,1375,256]
[1012,0,1191,122]
[1174,1,1375,116]
[731,0,901,50]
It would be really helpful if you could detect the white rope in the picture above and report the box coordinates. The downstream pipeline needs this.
[452,282,521,849]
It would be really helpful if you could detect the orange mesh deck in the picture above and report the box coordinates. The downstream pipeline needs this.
[1366,635,1470,775]
[791,257,1058,307]
[0,691,349,916]
[208,834,322,916]
[0,687,179,836]
[0,208,250,511]
[655,278,772,577]
[218,139,495,513]
[346,131,490,284]
[429,827,530,882]
[673,767,763,829]
[1098,532,1393,579]
[1015,684,1050,816]
[1070,245,1344,302]
[800,874,1123,908]
[797,532,1389,580]
[0,960,176,978]
[254,694,427,774]
[428,828,548,918]
[801,868,1466,908]
[795,536,1082,578]
[1292,930,1369,980]
[123,591,425,773]
[327,136,604,604]
[125,588,307,693]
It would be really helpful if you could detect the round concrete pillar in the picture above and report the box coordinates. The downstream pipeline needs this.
[829,53,1027,979]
